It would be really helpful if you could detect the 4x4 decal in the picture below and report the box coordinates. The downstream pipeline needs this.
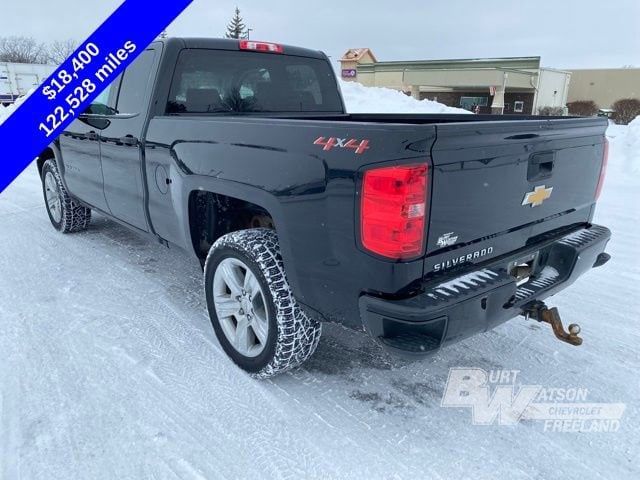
[313,136,370,154]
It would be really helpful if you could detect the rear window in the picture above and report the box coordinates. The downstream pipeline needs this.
[167,49,343,114]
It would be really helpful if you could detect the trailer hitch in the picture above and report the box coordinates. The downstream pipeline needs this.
[522,301,583,346]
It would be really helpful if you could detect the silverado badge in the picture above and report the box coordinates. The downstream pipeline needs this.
[522,185,553,207]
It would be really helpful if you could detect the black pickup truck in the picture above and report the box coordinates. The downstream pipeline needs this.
[37,38,611,377]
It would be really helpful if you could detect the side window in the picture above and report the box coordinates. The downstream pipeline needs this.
[459,96,488,111]
[85,77,120,115]
[116,49,156,113]
[93,85,111,108]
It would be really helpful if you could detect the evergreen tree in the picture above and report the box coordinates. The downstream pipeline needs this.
[225,7,247,39]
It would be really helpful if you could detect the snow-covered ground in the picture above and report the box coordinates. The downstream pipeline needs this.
[0,103,17,124]
[0,87,639,479]
[0,91,32,126]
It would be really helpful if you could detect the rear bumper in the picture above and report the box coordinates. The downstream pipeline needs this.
[358,224,611,356]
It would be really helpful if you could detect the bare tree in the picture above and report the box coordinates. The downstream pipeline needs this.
[46,39,78,65]
[0,36,47,63]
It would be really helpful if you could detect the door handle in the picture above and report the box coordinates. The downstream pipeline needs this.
[119,135,138,146]
[86,131,99,141]
[527,152,555,181]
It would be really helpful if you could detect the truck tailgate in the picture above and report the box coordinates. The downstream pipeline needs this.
[426,118,608,265]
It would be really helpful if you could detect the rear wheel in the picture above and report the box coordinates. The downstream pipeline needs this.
[41,159,91,233]
[204,229,322,378]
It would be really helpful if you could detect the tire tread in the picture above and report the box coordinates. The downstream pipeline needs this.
[205,229,322,378]
[43,159,91,233]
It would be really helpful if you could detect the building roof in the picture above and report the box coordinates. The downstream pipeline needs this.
[370,56,542,70]
[341,48,377,63]
[568,67,640,72]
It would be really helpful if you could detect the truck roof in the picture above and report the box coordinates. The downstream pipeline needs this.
[157,37,327,60]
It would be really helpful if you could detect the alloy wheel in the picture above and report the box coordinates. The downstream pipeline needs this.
[212,257,270,357]
[44,171,62,223]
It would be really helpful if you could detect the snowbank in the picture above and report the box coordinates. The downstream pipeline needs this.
[340,80,470,114]
[613,116,640,153]
[0,104,11,125]
[606,116,640,169]
[0,90,33,125]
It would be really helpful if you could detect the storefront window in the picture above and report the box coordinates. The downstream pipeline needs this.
[460,96,488,111]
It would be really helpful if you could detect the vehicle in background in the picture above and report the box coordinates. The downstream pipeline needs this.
[598,108,615,119]
[0,62,55,106]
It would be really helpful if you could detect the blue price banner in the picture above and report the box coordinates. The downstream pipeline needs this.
[0,0,193,194]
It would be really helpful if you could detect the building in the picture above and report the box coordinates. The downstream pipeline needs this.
[340,50,571,115]
[567,68,640,109]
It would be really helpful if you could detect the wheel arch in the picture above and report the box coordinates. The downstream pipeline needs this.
[36,142,63,178]
[187,189,277,262]
[36,147,56,178]
[180,177,304,306]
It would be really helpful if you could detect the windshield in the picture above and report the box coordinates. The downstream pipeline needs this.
[167,48,343,114]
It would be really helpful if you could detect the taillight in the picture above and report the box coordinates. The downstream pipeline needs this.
[239,40,283,54]
[595,138,609,200]
[361,163,429,260]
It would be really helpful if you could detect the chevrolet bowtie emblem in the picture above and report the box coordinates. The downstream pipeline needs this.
[522,185,553,207]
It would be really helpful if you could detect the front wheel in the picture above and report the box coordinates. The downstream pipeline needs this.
[41,159,91,233]
[204,229,322,378]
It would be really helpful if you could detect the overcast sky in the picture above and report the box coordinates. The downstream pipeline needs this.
[3,0,639,69]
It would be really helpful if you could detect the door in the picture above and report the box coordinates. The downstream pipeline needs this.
[99,48,159,231]
[58,84,119,212]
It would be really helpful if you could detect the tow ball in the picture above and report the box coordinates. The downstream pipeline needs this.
[522,301,583,346]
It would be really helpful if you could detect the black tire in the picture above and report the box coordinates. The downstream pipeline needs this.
[41,159,91,233]
[204,228,322,378]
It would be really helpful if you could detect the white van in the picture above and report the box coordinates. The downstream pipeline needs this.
[0,62,55,105]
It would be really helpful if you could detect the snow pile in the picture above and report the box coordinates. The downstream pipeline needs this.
[606,116,640,169]
[616,116,640,154]
[0,104,11,124]
[340,80,470,114]
[0,89,34,126]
